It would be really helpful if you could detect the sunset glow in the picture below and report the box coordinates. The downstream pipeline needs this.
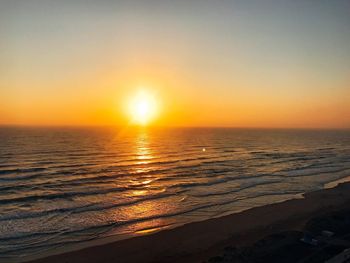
[0,1,349,129]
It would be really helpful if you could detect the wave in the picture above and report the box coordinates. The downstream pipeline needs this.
[168,173,283,190]
[0,156,235,186]
[0,167,46,175]
[281,166,350,178]
[0,190,187,222]
[0,186,130,205]
[190,180,283,198]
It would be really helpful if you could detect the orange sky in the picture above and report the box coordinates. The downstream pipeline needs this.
[1,1,349,128]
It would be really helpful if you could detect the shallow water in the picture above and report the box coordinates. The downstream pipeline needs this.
[0,127,350,261]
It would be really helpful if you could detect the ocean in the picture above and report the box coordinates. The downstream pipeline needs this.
[0,127,349,261]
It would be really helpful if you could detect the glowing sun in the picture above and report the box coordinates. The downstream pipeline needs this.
[128,90,158,125]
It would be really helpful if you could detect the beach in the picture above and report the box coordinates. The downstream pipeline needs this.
[25,180,350,263]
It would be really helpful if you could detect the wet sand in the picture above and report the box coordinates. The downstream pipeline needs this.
[26,181,350,263]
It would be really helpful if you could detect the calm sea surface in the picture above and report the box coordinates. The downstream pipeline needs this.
[0,127,350,261]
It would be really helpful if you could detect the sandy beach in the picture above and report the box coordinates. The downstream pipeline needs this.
[24,180,350,263]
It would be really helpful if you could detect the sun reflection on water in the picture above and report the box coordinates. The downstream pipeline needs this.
[114,129,176,236]
[135,130,153,165]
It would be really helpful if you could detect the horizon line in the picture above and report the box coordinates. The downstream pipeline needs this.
[0,123,349,131]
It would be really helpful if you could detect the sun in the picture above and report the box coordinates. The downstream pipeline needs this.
[128,90,158,125]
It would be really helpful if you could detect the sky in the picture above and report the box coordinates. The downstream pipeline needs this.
[1,0,349,128]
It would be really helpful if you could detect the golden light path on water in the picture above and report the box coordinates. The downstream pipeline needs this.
[108,129,179,236]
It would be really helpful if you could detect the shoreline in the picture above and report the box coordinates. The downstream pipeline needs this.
[21,178,350,263]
